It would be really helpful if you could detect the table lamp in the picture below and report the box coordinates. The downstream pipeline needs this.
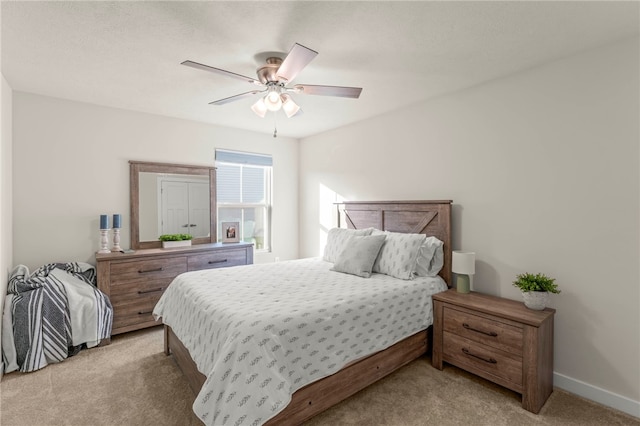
[452,250,475,293]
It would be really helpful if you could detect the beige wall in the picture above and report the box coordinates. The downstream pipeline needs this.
[299,38,640,414]
[12,93,299,269]
[1,74,14,377]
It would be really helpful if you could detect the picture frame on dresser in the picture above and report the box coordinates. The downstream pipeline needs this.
[221,221,240,243]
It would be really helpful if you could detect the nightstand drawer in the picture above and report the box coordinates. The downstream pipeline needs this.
[443,331,523,388]
[443,306,523,356]
[187,249,248,271]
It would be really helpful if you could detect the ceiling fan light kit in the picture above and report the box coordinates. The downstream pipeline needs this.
[281,94,300,118]
[264,86,283,112]
[250,97,267,118]
[182,42,362,127]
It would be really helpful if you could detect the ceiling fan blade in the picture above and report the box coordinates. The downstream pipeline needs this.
[292,84,362,99]
[209,90,264,105]
[275,43,318,83]
[182,60,262,86]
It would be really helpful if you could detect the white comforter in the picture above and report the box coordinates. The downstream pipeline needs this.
[153,257,447,426]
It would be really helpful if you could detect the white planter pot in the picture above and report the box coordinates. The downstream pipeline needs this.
[521,291,549,310]
[162,240,192,249]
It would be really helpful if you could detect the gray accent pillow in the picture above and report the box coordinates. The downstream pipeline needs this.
[372,230,426,280]
[414,236,445,277]
[323,227,374,263]
[331,234,387,278]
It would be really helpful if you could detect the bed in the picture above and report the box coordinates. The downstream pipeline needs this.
[154,200,452,425]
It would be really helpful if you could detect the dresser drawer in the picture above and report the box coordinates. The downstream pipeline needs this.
[112,297,161,331]
[110,257,187,286]
[188,249,248,271]
[108,279,169,306]
[443,331,523,388]
[443,306,523,356]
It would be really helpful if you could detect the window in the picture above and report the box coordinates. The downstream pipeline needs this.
[215,149,272,251]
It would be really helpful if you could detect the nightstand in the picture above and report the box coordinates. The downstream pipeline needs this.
[432,289,555,414]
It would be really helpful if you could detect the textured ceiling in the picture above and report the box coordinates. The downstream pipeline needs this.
[2,1,638,139]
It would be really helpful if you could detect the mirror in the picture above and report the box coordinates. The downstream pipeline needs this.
[130,161,217,250]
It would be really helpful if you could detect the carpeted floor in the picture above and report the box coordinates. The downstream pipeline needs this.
[1,327,637,426]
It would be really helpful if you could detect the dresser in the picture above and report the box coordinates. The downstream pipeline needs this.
[96,242,253,336]
[431,290,555,414]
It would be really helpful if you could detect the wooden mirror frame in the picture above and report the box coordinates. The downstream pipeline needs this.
[130,161,217,250]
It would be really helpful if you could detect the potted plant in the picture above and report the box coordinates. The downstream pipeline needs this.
[512,272,560,310]
[159,234,193,249]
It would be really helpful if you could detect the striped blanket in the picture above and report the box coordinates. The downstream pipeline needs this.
[5,262,112,373]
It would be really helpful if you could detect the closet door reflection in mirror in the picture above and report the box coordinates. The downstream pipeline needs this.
[139,173,210,241]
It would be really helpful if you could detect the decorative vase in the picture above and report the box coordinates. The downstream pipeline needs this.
[162,240,192,249]
[521,291,549,310]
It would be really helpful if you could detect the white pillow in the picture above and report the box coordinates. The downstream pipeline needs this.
[372,230,426,280]
[323,227,374,263]
[331,234,387,278]
[414,236,444,277]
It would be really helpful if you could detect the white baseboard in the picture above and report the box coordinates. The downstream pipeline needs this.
[554,372,640,418]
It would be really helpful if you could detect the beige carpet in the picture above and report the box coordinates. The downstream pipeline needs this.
[1,327,637,426]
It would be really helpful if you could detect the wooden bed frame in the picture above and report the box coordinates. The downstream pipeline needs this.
[163,200,452,425]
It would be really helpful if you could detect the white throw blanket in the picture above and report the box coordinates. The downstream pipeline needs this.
[2,262,112,373]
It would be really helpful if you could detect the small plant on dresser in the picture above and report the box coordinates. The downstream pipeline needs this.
[159,234,193,248]
[513,272,560,310]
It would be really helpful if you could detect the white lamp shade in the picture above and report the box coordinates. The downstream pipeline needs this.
[281,94,301,118]
[250,98,267,118]
[452,251,475,275]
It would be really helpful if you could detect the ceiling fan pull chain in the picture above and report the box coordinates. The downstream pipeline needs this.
[273,112,278,138]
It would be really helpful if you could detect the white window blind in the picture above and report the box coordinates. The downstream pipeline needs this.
[215,149,273,167]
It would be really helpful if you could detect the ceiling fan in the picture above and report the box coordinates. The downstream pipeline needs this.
[181,43,362,120]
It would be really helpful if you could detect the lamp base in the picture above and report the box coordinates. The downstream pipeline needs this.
[456,274,470,293]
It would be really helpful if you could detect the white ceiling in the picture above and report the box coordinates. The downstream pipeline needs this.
[2,1,638,139]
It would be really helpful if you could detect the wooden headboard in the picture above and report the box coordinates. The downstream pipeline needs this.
[336,200,452,286]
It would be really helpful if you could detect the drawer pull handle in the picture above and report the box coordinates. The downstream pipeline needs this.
[138,310,153,315]
[138,287,163,295]
[462,347,497,364]
[138,267,163,274]
[463,322,498,337]
[208,259,228,265]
